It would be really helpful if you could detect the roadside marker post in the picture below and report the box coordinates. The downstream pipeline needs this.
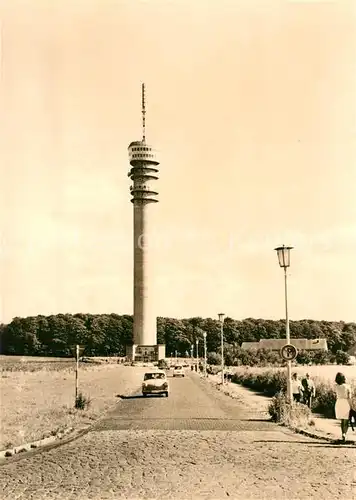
[71,344,85,405]
[75,344,79,402]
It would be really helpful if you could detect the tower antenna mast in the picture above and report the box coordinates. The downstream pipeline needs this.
[142,82,146,143]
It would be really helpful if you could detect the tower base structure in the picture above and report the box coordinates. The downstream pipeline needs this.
[126,344,166,363]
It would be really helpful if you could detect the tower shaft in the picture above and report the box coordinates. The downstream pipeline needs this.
[133,202,156,346]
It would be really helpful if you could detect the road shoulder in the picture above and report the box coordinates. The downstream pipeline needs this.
[201,373,356,444]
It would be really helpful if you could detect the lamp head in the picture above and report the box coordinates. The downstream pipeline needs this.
[274,245,293,268]
[218,313,225,322]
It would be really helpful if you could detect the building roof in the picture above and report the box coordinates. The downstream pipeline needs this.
[128,140,145,148]
[241,342,260,350]
[241,338,328,351]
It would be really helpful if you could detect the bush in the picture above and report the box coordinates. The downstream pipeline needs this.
[75,392,91,410]
[268,392,288,422]
[268,392,312,427]
[335,350,350,365]
[207,365,220,375]
[231,369,286,396]
[312,350,330,365]
[207,352,221,365]
[313,380,337,417]
[226,348,284,367]
[296,350,313,365]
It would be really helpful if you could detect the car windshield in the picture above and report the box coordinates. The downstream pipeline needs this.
[175,366,182,370]
[144,373,165,380]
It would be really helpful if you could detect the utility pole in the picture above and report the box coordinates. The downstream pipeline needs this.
[196,339,199,372]
[218,313,225,385]
[75,344,79,402]
[203,331,207,377]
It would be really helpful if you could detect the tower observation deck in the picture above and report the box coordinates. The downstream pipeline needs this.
[127,142,159,204]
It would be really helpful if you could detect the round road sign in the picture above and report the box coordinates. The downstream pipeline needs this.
[280,344,298,361]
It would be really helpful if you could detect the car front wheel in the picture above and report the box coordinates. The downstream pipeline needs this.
[165,392,169,397]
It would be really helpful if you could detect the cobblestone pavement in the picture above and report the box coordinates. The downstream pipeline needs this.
[1,373,355,499]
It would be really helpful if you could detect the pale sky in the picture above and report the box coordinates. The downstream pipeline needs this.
[1,0,356,324]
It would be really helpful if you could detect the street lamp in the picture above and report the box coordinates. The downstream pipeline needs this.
[196,338,199,372]
[203,331,207,377]
[275,244,293,404]
[190,344,194,370]
[218,313,225,385]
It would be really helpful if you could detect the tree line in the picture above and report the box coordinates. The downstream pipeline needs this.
[0,314,355,361]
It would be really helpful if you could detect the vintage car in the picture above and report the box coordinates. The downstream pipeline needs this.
[142,370,169,397]
[173,365,185,377]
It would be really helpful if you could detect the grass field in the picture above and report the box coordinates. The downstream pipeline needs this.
[0,356,72,362]
[291,365,356,383]
[0,357,146,450]
[0,355,128,372]
[0,355,78,372]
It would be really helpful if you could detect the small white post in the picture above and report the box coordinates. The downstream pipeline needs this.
[75,344,79,403]
[196,339,199,372]
[218,313,225,385]
[203,331,207,377]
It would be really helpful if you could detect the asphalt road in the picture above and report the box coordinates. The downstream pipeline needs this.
[1,371,355,500]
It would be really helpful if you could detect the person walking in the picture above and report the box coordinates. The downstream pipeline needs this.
[291,373,303,403]
[301,373,316,408]
[334,372,352,443]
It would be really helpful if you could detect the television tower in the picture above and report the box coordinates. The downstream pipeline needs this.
[126,84,165,362]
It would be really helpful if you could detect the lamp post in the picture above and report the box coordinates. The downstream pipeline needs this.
[203,331,207,377]
[275,244,293,404]
[218,313,225,385]
[196,339,199,372]
[190,344,194,370]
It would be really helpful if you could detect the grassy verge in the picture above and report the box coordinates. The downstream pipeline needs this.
[0,363,146,450]
[268,393,314,428]
[231,367,356,419]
